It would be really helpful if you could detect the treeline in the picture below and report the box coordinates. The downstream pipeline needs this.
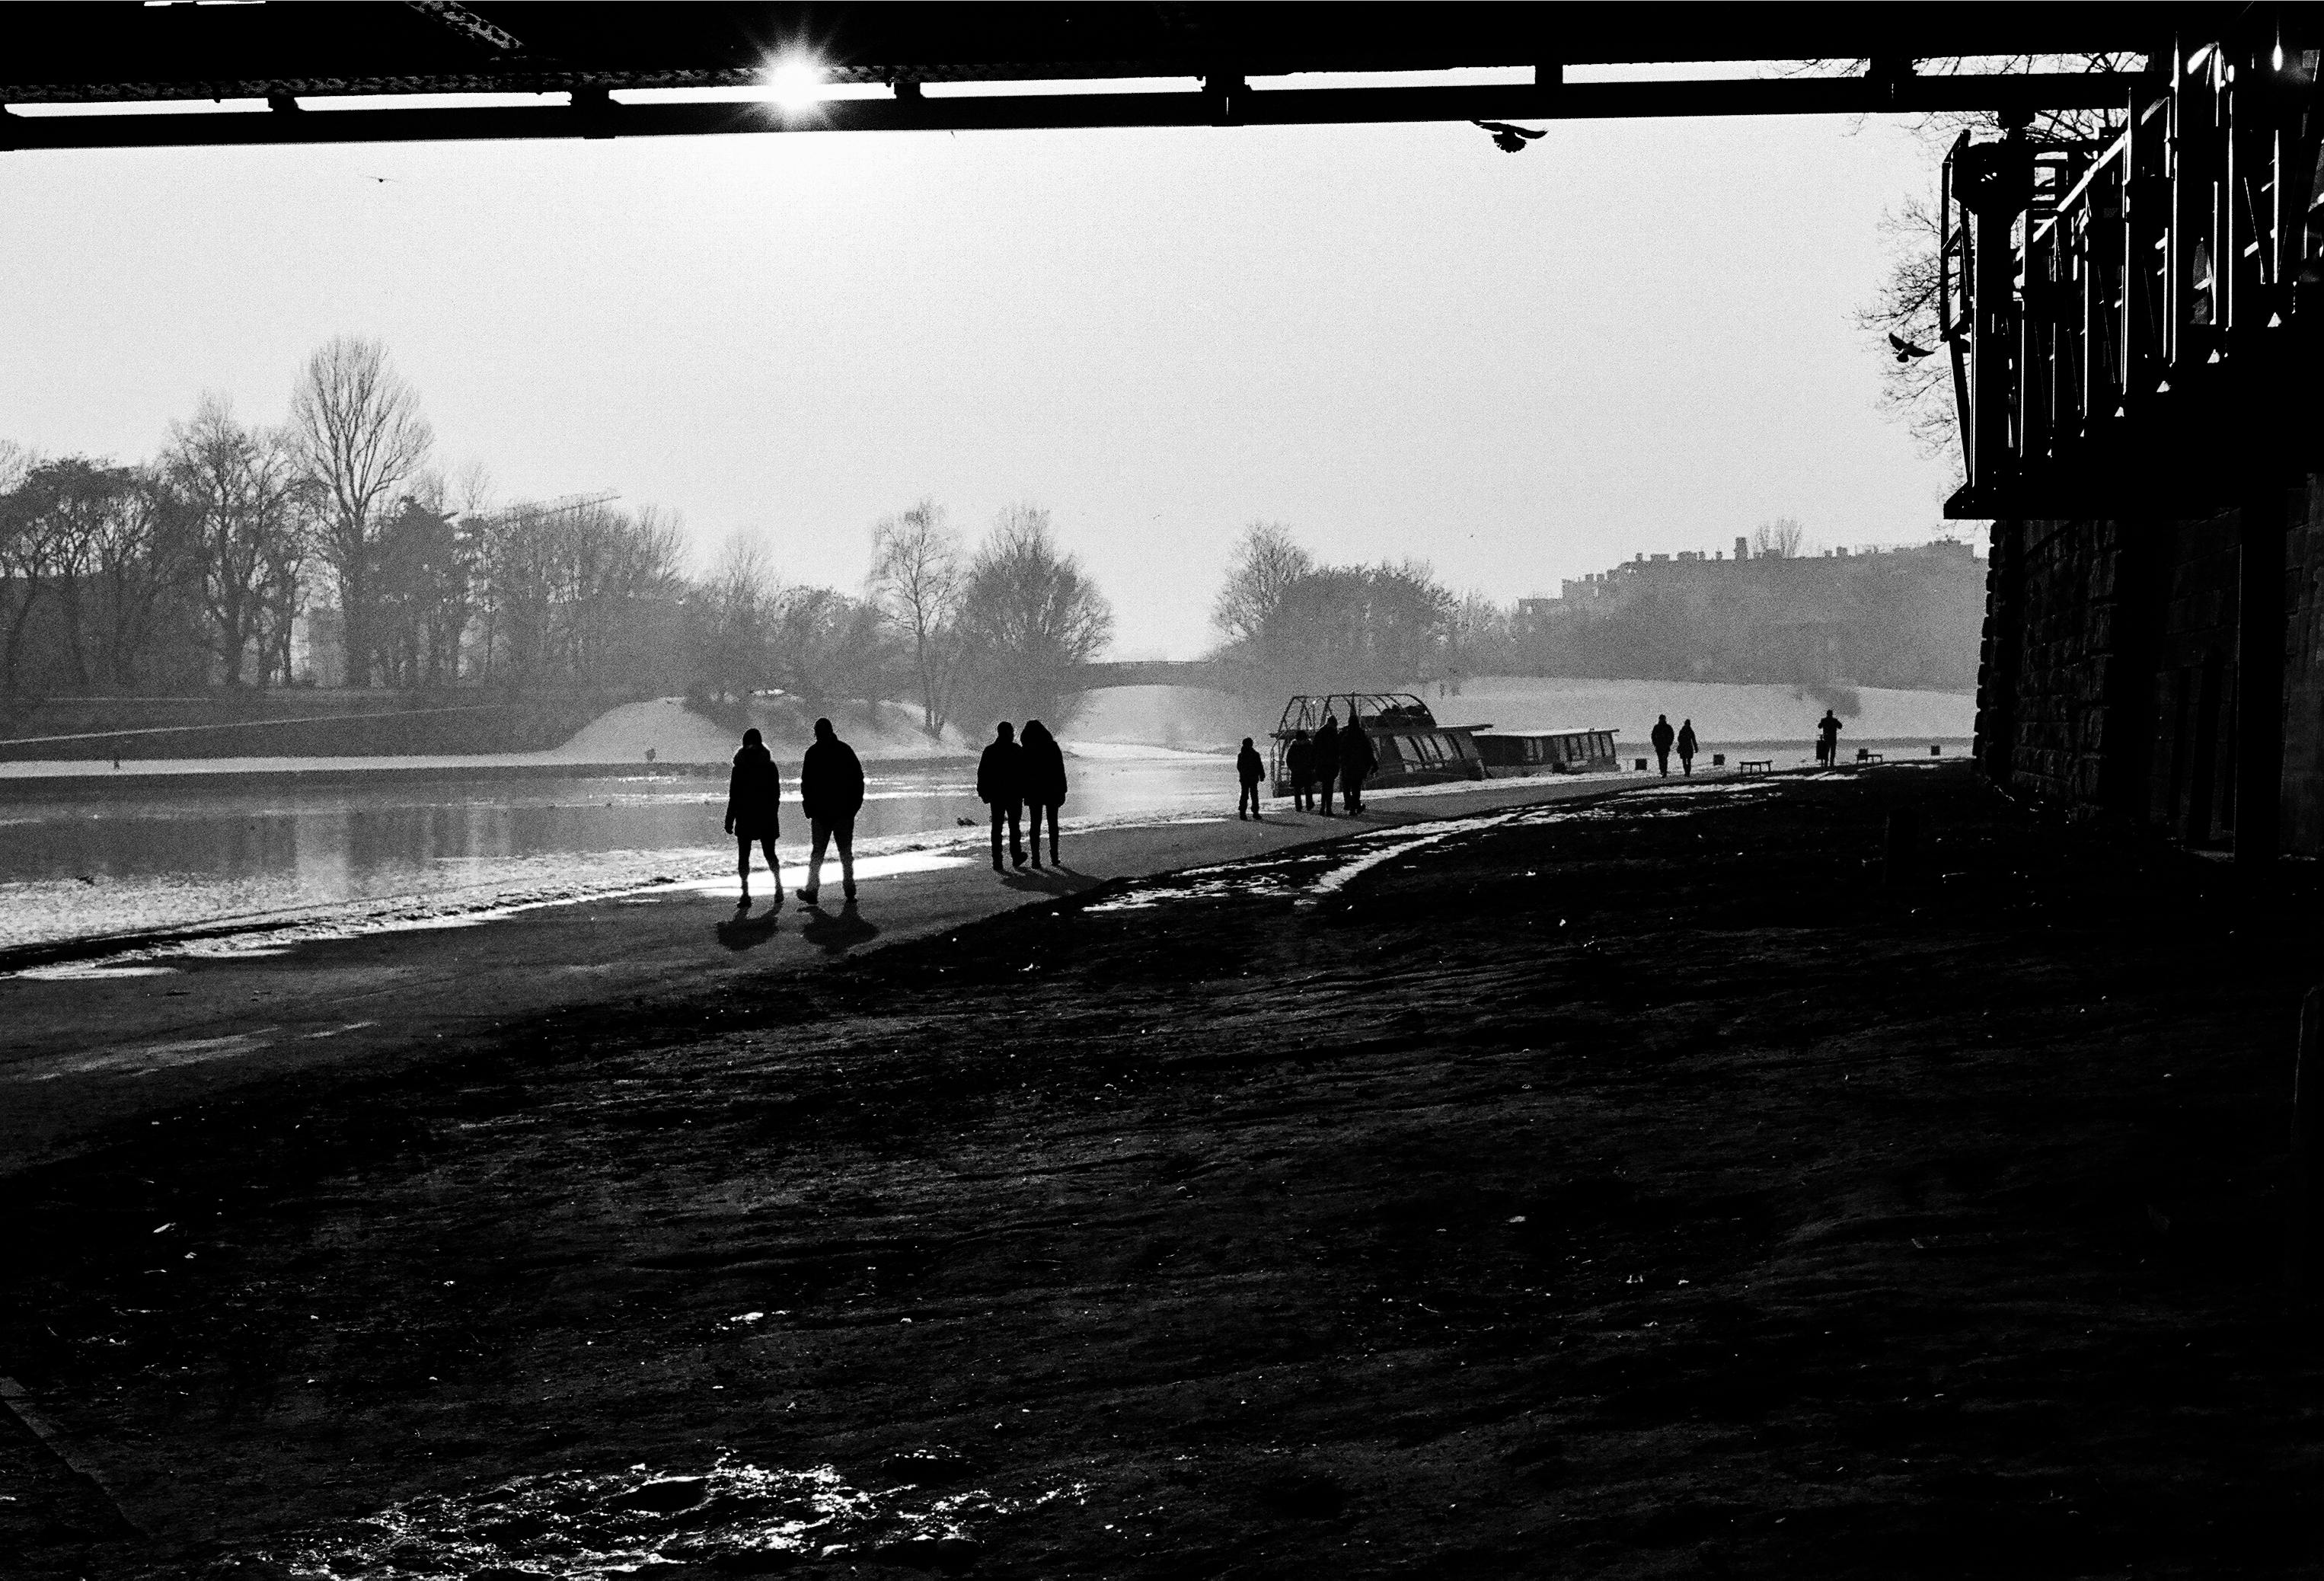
[0,337,1116,736]
[1204,522,1985,695]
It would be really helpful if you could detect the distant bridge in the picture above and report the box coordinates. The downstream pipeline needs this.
[1079,660,1243,692]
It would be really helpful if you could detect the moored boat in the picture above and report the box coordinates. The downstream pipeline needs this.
[1473,728,1621,775]
[1269,693,1488,796]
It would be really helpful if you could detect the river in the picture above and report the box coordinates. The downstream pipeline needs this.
[0,749,1242,958]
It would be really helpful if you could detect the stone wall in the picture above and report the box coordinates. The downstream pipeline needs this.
[1977,483,2324,853]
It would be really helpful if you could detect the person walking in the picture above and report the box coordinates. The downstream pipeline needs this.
[797,716,865,903]
[1313,713,1342,816]
[1236,736,1266,819]
[1817,708,1843,767]
[1339,710,1378,813]
[1285,727,1315,811]
[1650,714,1676,777]
[723,726,784,909]
[978,721,1027,872]
[1020,719,1068,867]
[1676,718,1698,776]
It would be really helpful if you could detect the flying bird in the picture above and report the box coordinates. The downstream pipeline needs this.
[1888,331,1934,363]
[1473,120,1547,153]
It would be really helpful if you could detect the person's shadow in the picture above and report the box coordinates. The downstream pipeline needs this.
[800,898,880,954]
[1001,865,1097,897]
[714,904,781,952]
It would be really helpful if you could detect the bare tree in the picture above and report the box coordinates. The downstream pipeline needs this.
[1751,519,1807,560]
[169,395,312,686]
[1211,520,1314,650]
[953,505,1113,729]
[698,531,779,701]
[290,336,433,687]
[870,499,964,736]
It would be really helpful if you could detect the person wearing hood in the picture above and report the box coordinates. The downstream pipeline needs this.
[1339,710,1378,813]
[723,727,784,909]
[798,716,866,903]
[1651,714,1676,777]
[1676,718,1698,775]
[978,721,1027,872]
[1236,736,1266,819]
[1020,719,1068,867]
[1313,713,1342,816]
[1285,727,1316,811]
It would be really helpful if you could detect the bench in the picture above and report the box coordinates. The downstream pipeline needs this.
[1855,749,1885,765]
[1738,759,1773,776]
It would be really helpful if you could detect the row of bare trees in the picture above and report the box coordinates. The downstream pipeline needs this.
[4,335,1119,733]
[1208,522,1460,695]
[691,501,1116,737]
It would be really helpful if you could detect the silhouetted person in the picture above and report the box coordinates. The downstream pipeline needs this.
[1676,718,1698,775]
[1020,718,1068,867]
[1237,736,1266,819]
[978,721,1026,871]
[1818,708,1843,767]
[799,716,865,903]
[1339,711,1378,813]
[1285,728,1316,811]
[1314,713,1342,815]
[1650,714,1675,777]
[723,727,783,909]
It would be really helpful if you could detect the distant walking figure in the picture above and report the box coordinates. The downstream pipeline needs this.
[1020,719,1068,867]
[1817,709,1843,767]
[1676,718,1698,775]
[798,717,865,903]
[979,722,1027,871]
[723,727,784,909]
[1314,714,1342,815]
[1285,728,1316,811]
[1650,714,1676,776]
[1339,711,1378,813]
[1237,736,1266,819]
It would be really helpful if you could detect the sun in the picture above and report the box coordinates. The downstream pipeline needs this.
[762,53,827,114]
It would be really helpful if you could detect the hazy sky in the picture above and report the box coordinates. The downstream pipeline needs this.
[2,107,1957,658]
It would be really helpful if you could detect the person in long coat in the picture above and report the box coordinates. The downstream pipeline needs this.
[1651,714,1676,776]
[1285,728,1316,812]
[1313,714,1342,816]
[1020,719,1068,867]
[978,721,1026,872]
[1339,712,1379,813]
[798,716,866,902]
[1676,718,1699,775]
[723,726,784,908]
[1236,736,1266,819]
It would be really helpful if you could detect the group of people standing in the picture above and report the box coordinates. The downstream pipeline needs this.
[978,720,1069,871]
[1648,714,1700,776]
[1260,711,1377,817]
[722,718,867,909]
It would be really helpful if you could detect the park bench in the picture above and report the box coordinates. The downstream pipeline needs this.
[1738,759,1773,776]
[1855,749,1885,765]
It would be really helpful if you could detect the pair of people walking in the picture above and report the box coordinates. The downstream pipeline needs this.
[1281,711,1377,815]
[978,720,1068,871]
[1649,714,1699,777]
[722,719,867,909]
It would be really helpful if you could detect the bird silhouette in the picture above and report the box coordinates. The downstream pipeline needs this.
[1473,120,1547,153]
[1888,331,1935,363]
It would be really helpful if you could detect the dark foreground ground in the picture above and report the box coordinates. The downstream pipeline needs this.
[6,763,2324,1579]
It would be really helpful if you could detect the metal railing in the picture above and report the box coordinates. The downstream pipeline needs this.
[1943,28,2322,516]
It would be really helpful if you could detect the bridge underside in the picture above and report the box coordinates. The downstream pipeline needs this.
[5,2,2178,150]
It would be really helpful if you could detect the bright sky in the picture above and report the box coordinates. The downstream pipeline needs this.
[1,109,1956,658]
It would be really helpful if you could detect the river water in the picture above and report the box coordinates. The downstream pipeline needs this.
[0,749,1243,957]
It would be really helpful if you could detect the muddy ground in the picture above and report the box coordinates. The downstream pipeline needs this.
[6,763,2324,1578]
